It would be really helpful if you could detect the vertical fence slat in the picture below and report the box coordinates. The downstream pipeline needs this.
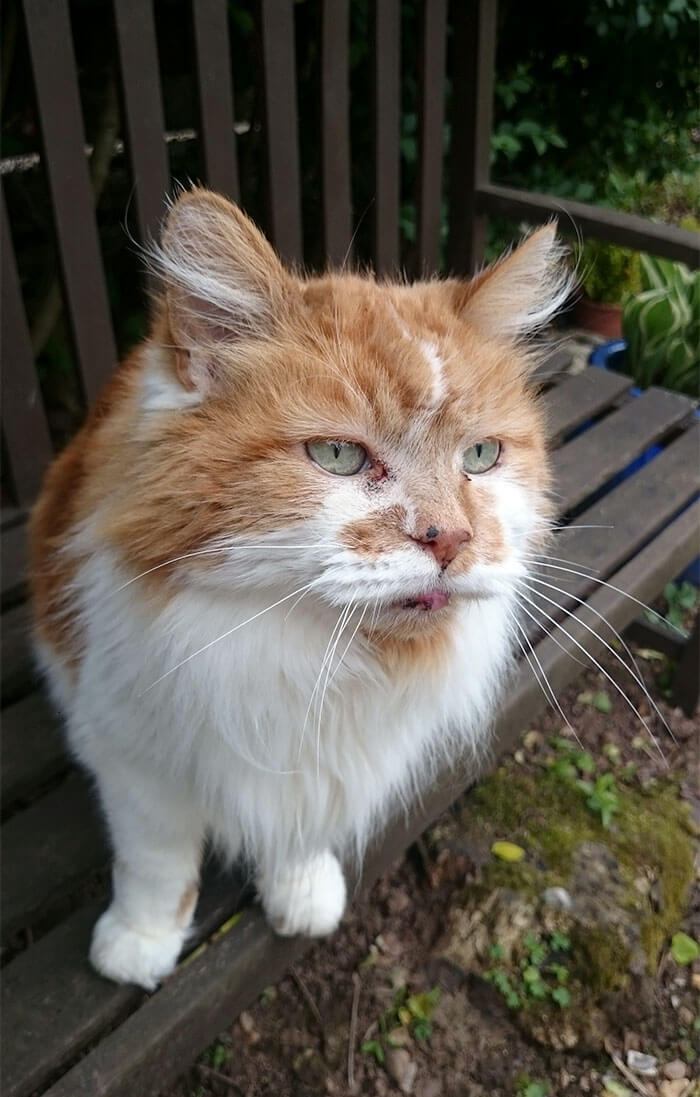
[192,0,239,200]
[417,0,447,274]
[1,188,53,505]
[374,0,400,274]
[23,0,117,405]
[321,0,352,267]
[260,0,303,263]
[446,0,497,275]
[113,0,170,244]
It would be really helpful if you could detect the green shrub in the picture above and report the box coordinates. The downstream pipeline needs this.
[623,254,699,393]
[579,240,642,304]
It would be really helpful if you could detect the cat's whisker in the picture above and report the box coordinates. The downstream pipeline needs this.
[508,612,578,740]
[513,587,667,764]
[298,602,352,762]
[140,583,315,694]
[314,601,358,779]
[523,551,599,573]
[514,596,589,673]
[522,574,675,740]
[524,560,686,637]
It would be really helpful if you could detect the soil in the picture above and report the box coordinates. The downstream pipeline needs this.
[167,620,699,1097]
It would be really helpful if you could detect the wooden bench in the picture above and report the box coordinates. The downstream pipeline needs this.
[2,3,698,1095]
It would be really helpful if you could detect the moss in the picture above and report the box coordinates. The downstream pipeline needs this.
[462,766,695,974]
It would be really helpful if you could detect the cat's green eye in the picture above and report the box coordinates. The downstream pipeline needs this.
[462,439,501,475]
[306,440,368,476]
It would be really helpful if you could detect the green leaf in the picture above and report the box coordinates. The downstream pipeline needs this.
[361,1040,385,1064]
[551,986,571,1008]
[671,931,700,965]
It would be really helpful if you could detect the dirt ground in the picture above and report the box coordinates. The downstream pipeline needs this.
[167,618,699,1097]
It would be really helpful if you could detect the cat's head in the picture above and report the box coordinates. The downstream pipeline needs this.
[118,189,570,644]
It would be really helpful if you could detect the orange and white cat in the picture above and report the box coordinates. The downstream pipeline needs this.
[30,189,570,989]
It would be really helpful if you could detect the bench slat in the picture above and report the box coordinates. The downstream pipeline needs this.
[417,0,448,272]
[38,499,700,1097]
[1,191,53,505]
[321,0,353,266]
[23,0,117,405]
[260,0,303,263]
[545,367,632,443]
[192,0,239,200]
[1,692,67,808]
[374,0,400,273]
[113,0,170,244]
[1,773,106,942]
[1,520,29,602]
[551,386,695,513]
[1,865,250,1097]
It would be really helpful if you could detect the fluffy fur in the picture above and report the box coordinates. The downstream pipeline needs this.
[30,190,568,990]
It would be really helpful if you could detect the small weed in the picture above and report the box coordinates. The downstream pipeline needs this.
[577,688,613,714]
[361,985,441,1064]
[202,1042,229,1070]
[645,580,698,636]
[484,931,572,1012]
[549,739,621,828]
[516,1077,550,1097]
[576,772,621,828]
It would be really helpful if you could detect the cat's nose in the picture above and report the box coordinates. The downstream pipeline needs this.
[411,524,473,570]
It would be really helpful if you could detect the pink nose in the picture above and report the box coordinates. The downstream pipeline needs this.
[411,524,473,570]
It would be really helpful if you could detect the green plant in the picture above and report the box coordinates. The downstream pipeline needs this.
[484,931,572,1012]
[360,985,441,1063]
[576,772,621,828]
[623,254,700,394]
[579,239,642,304]
[645,580,698,636]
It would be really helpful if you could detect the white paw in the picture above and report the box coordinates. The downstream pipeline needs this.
[89,907,186,990]
[260,851,346,938]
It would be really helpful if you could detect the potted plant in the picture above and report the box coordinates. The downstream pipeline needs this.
[622,253,699,396]
[573,238,642,339]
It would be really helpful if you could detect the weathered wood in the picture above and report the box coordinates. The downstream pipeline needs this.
[544,367,632,443]
[192,0,239,200]
[477,182,700,269]
[673,616,699,717]
[1,864,251,1097]
[1,773,107,942]
[23,0,117,404]
[417,0,447,272]
[1,520,29,602]
[113,0,170,244]
[1,189,53,505]
[373,0,400,274]
[37,500,700,1097]
[1,602,35,705]
[259,0,303,263]
[551,387,695,512]
[321,0,353,266]
[446,0,497,274]
[1,691,68,808]
[533,346,574,384]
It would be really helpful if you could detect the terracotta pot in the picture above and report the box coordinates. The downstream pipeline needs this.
[573,295,623,340]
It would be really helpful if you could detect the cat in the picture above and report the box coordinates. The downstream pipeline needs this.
[29,188,572,990]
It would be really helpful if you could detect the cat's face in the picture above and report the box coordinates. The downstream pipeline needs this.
[110,191,568,645]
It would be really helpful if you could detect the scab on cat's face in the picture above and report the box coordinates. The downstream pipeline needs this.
[29,188,573,990]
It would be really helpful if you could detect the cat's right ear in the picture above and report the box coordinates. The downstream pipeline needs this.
[146,188,293,403]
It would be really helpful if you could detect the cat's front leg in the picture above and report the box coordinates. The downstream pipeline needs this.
[257,850,346,937]
[89,765,204,990]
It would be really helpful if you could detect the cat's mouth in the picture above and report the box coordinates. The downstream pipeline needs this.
[399,590,450,612]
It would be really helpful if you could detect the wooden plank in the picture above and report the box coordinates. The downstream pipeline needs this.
[1,521,29,601]
[1,188,53,505]
[533,345,574,384]
[260,0,303,263]
[1,691,68,807]
[544,367,632,443]
[446,0,497,274]
[552,387,695,513]
[113,0,170,243]
[321,0,352,266]
[23,0,117,405]
[40,501,700,1097]
[1,773,107,941]
[1,602,35,706]
[192,0,239,200]
[373,0,400,274]
[1,865,250,1097]
[417,0,447,273]
[476,182,700,269]
[1,505,27,533]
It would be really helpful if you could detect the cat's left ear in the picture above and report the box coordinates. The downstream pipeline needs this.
[453,223,572,341]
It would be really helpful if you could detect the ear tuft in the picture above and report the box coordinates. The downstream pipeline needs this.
[457,223,573,340]
[147,188,290,351]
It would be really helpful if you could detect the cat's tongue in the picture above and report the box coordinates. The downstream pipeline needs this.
[403,590,450,612]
